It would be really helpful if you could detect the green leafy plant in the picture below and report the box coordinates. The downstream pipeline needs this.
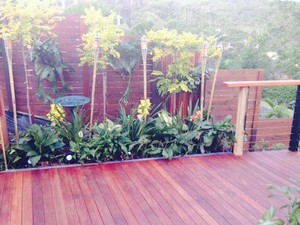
[261,99,293,119]
[71,119,131,163]
[147,30,220,97]
[259,180,300,225]
[0,0,63,123]
[30,39,74,102]
[12,124,65,167]
[110,40,142,104]
[196,116,235,153]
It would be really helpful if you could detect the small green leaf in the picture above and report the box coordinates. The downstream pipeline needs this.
[30,155,41,167]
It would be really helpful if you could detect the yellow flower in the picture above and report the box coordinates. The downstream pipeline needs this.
[137,98,152,119]
[47,103,66,126]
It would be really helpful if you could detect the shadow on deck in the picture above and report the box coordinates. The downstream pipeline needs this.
[0,150,299,225]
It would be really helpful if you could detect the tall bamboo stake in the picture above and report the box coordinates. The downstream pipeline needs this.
[4,37,19,145]
[0,119,7,170]
[21,45,33,124]
[103,71,107,121]
[207,44,223,120]
[200,41,208,120]
[141,35,148,99]
[89,35,100,136]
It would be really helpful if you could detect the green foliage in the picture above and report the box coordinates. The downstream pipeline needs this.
[79,7,124,70]
[0,0,62,47]
[270,143,286,151]
[262,86,297,109]
[53,107,88,146]
[110,40,142,104]
[147,29,220,97]
[258,206,284,225]
[195,116,236,153]
[30,38,74,102]
[259,180,300,225]
[261,99,294,119]
[71,119,131,162]
[12,124,65,167]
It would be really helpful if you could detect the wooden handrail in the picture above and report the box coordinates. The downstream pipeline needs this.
[225,79,300,156]
[224,80,300,88]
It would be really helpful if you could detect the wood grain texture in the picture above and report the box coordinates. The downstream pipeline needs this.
[0,150,299,225]
[224,80,300,87]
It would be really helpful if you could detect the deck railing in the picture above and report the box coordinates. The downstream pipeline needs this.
[225,80,300,155]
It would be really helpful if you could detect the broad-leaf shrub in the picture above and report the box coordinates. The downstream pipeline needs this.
[10,124,65,167]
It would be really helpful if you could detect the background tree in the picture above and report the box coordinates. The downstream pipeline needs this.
[79,7,124,129]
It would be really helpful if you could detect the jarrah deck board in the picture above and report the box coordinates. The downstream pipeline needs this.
[0,150,300,225]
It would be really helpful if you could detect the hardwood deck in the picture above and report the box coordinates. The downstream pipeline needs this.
[0,150,299,225]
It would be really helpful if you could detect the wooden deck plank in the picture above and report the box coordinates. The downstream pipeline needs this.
[145,161,210,225]
[170,158,254,225]
[57,168,81,225]
[74,167,104,225]
[101,164,140,225]
[0,172,4,208]
[11,172,23,225]
[22,171,33,225]
[156,159,234,225]
[68,167,93,225]
[49,169,69,225]
[92,166,128,225]
[103,164,152,225]
[113,165,162,225]
[82,166,115,225]
[125,161,194,225]
[191,157,265,223]
[121,162,175,225]
[198,156,267,219]
[0,151,299,225]
[32,170,45,225]
[41,170,57,225]
[0,173,13,225]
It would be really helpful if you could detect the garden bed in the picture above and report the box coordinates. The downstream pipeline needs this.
[1,106,235,171]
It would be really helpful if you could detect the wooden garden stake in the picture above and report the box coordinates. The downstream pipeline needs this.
[103,70,107,121]
[0,120,8,171]
[4,37,19,145]
[200,41,208,120]
[21,44,33,124]
[141,35,148,99]
[207,43,223,120]
[89,35,100,136]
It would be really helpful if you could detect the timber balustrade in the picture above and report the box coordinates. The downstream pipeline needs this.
[224,80,300,156]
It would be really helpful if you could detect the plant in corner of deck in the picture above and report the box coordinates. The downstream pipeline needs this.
[11,124,65,167]
[258,180,300,225]
[200,115,235,153]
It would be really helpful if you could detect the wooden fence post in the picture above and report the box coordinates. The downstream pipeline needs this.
[233,87,249,156]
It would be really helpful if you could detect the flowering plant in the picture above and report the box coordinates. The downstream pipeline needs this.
[190,110,202,122]
[47,104,66,126]
[137,99,151,119]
